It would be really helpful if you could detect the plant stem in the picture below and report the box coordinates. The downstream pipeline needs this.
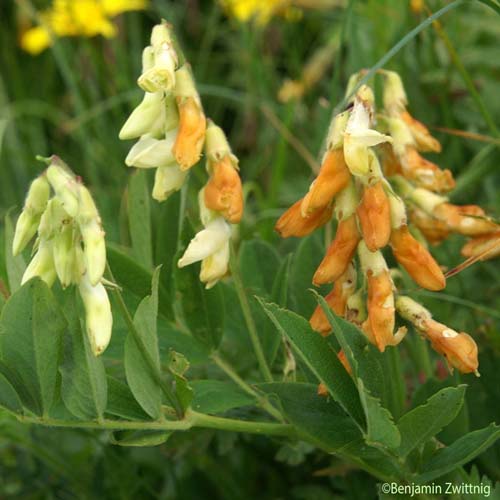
[229,245,273,383]
[106,263,183,417]
[16,411,295,438]
[212,353,284,422]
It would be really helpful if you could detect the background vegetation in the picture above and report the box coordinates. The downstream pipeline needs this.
[0,0,499,498]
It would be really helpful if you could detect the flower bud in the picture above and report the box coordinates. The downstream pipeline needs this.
[461,232,500,261]
[46,161,80,217]
[152,164,188,202]
[52,223,78,288]
[125,131,177,168]
[433,203,497,237]
[204,155,243,223]
[300,148,351,216]
[119,91,167,140]
[200,241,230,289]
[310,264,356,335]
[390,225,446,291]
[400,111,441,153]
[138,25,178,93]
[77,186,106,286]
[356,181,391,251]
[21,240,57,287]
[382,70,408,115]
[37,198,70,240]
[275,198,333,238]
[13,175,50,255]
[313,214,360,285]
[79,274,113,356]
[172,66,206,170]
[401,147,454,193]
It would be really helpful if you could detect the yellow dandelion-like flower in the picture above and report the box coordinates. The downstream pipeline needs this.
[20,0,148,55]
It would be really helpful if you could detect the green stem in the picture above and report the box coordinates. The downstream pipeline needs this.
[229,245,273,383]
[16,410,295,438]
[106,263,183,418]
[211,353,284,422]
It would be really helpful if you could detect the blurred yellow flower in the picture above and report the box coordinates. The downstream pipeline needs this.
[20,0,148,55]
[220,0,300,24]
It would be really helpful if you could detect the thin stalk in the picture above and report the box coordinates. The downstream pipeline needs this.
[229,245,273,383]
[16,411,295,438]
[106,263,183,417]
[211,353,284,422]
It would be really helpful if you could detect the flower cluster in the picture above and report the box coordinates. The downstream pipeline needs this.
[121,22,243,288]
[120,22,206,201]
[276,71,488,374]
[13,156,112,356]
[20,0,147,55]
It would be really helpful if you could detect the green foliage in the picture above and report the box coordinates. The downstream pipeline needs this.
[0,0,499,497]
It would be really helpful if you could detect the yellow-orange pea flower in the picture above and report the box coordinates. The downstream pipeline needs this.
[356,181,391,251]
[172,66,207,170]
[275,198,332,238]
[390,225,446,291]
[433,203,498,237]
[203,122,243,224]
[310,264,356,335]
[461,232,500,261]
[312,214,359,285]
[20,0,148,55]
[300,148,351,217]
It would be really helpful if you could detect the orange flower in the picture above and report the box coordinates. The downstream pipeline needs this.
[313,214,360,285]
[409,208,449,245]
[310,266,356,335]
[204,155,244,223]
[390,225,446,291]
[434,203,498,237]
[301,149,351,216]
[172,96,206,170]
[362,270,396,352]
[356,181,391,251]
[422,319,479,375]
[461,232,500,261]
[275,198,332,238]
[401,147,455,193]
[400,111,441,153]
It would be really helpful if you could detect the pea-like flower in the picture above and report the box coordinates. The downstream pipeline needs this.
[13,156,112,356]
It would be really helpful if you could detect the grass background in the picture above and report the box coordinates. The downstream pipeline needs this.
[0,0,499,498]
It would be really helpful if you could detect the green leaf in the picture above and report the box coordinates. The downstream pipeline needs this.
[258,300,364,427]
[4,212,26,294]
[417,424,500,483]
[174,223,225,350]
[264,254,293,365]
[397,386,466,458]
[167,350,193,411]
[0,278,66,416]
[259,382,361,451]
[190,380,255,414]
[314,293,400,450]
[105,376,150,421]
[60,294,107,420]
[110,430,171,447]
[107,243,172,319]
[358,379,400,450]
[128,170,153,270]
[0,371,23,413]
[289,234,325,318]
[124,267,162,419]
[0,360,38,413]
[239,239,280,295]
